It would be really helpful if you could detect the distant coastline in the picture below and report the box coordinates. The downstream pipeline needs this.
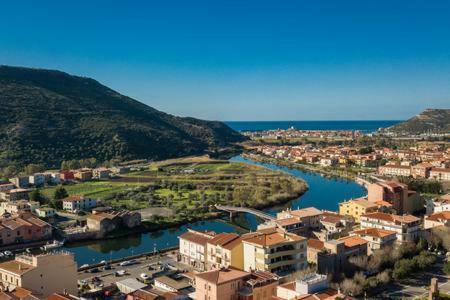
[225,120,402,133]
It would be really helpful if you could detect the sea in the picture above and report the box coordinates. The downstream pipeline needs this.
[225,120,401,133]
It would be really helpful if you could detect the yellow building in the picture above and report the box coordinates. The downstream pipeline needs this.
[206,233,243,270]
[0,252,77,297]
[339,198,378,223]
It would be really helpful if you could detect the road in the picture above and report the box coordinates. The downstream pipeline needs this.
[376,256,449,299]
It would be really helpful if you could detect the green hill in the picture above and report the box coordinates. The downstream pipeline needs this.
[0,66,245,170]
[387,108,450,134]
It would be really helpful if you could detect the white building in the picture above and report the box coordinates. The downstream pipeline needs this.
[360,212,421,243]
[426,194,450,215]
[178,229,215,271]
[62,195,97,212]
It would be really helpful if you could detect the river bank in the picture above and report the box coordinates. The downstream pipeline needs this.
[62,155,366,265]
[242,152,363,181]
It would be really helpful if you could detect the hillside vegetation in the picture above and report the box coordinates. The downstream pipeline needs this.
[0,66,245,171]
[387,108,450,134]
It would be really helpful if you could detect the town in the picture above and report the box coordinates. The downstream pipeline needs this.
[0,131,446,299]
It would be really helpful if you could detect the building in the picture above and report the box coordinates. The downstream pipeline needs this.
[93,168,111,179]
[59,171,74,182]
[378,165,411,177]
[195,268,250,300]
[338,198,379,223]
[35,207,56,219]
[74,169,93,182]
[62,195,97,212]
[276,207,323,230]
[206,233,243,270]
[424,211,450,229]
[153,274,192,293]
[116,278,147,294]
[430,168,450,181]
[9,177,29,189]
[426,194,450,215]
[0,252,77,297]
[0,189,30,201]
[368,181,423,215]
[0,213,52,246]
[360,212,421,243]
[351,228,397,254]
[411,163,433,178]
[28,173,46,187]
[86,211,141,237]
[179,229,215,271]
[0,183,15,192]
[0,200,32,215]
[238,271,278,300]
[242,228,307,274]
[277,273,327,299]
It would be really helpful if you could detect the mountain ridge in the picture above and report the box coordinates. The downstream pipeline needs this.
[0,65,245,170]
[386,108,450,134]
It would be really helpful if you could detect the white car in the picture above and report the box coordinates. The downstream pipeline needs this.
[140,273,149,280]
[3,251,12,257]
[115,270,126,277]
[80,264,89,268]
[119,260,136,266]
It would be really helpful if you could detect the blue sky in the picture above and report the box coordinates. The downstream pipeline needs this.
[1,1,450,121]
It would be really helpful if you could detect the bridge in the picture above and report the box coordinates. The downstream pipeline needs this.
[214,205,275,221]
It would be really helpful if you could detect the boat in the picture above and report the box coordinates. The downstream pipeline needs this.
[41,240,64,251]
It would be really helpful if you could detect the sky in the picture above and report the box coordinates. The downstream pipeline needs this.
[1,1,450,121]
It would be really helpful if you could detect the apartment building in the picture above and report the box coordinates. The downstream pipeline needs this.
[368,181,423,215]
[195,268,250,300]
[276,207,322,230]
[430,168,450,181]
[0,252,77,297]
[411,162,433,178]
[351,228,397,254]
[179,229,215,271]
[62,195,97,212]
[74,169,93,182]
[93,167,111,179]
[339,198,379,223]
[0,189,30,201]
[206,233,243,270]
[0,200,34,215]
[425,194,450,215]
[276,273,343,300]
[378,165,411,177]
[242,228,307,274]
[238,271,279,300]
[424,211,450,229]
[360,212,421,242]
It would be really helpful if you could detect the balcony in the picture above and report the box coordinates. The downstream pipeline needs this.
[265,249,301,259]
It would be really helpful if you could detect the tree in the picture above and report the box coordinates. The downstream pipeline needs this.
[23,164,45,175]
[443,261,450,276]
[29,189,46,204]
[54,186,68,200]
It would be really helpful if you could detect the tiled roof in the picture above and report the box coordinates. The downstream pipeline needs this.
[362,212,420,224]
[178,230,215,246]
[307,239,324,250]
[290,207,322,218]
[207,233,239,246]
[427,211,450,222]
[352,228,396,238]
[338,235,368,248]
[195,268,249,285]
[0,260,35,275]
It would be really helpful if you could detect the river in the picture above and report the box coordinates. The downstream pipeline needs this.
[63,156,366,265]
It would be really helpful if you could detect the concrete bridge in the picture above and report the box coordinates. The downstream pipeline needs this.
[214,205,275,221]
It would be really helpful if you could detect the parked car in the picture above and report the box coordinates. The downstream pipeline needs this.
[115,270,126,277]
[89,268,100,273]
[119,260,136,266]
[140,273,149,280]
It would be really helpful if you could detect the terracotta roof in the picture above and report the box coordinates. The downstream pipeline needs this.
[320,215,342,224]
[350,198,379,208]
[427,211,450,222]
[362,212,420,224]
[179,230,214,246]
[207,233,239,246]
[222,237,243,250]
[338,235,368,248]
[374,200,393,207]
[0,260,35,275]
[276,217,302,226]
[290,207,322,218]
[62,195,83,202]
[243,231,304,247]
[195,268,249,285]
[353,228,396,238]
[307,239,324,250]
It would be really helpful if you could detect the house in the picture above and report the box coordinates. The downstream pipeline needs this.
[351,228,397,254]
[424,211,450,229]
[368,181,423,215]
[0,200,32,215]
[93,167,111,179]
[59,171,74,182]
[194,268,250,300]
[411,163,433,178]
[28,173,45,187]
[426,194,450,215]
[0,213,52,245]
[62,195,97,212]
[0,189,30,201]
[178,229,215,271]
[111,166,130,174]
[378,165,411,177]
[339,198,379,223]
[86,211,141,238]
[116,278,147,294]
[206,233,243,270]
[0,252,77,297]
[238,271,278,300]
[74,169,93,182]
[360,212,421,243]
[154,274,192,293]
[276,273,342,300]
[319,211,354,238]
[276,207,323,231]
[9,177,29,189]
[0,287,40,300]
[242,228,307,274]
[35,207,56,219]
[430,168,450,181]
